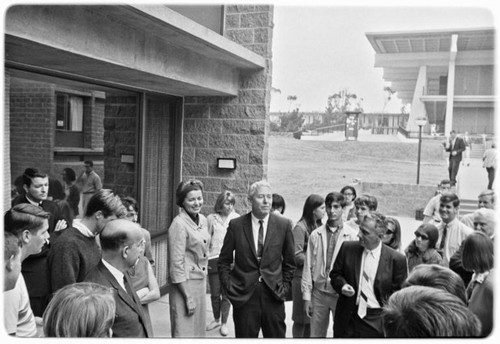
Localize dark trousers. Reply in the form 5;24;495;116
232;281;286;338
344;308;384;338
448;159;461;185
487;167;495;190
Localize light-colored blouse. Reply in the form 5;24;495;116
207;211;239;259
168;209;210;283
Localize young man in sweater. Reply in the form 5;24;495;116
48;189;126;293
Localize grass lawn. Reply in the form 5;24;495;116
268;134;448;221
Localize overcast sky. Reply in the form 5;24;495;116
270;2;496;113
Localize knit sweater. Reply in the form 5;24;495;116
48;226;102;293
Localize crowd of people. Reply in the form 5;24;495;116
3;163;495;338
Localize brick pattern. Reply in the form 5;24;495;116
4;72;12;211
182;5;274;215
9;79;55;179
359;182;436;217
102;96;138;197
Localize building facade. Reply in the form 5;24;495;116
366;28;495;137
4;4;273;291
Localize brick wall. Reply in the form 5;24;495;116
102;95;138;197
9;79;55;179
183;4;273;215
359;182;436;217
4;72;12;211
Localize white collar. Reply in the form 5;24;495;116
102;258;126;291
72;219;95;237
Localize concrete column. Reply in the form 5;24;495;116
407;65;427;134
444;34;458;135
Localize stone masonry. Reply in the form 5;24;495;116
183;5;274;215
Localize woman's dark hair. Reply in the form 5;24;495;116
272;194;286;214
462;231;494;273
63;168;76;182
300;194;324;229
385;217;402;251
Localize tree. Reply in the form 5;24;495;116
280;107;303;132
287;95;297;112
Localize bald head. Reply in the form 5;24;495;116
99;219;143;252
99;219;145;272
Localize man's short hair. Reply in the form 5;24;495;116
325;191;346;208
473;208;496;231
4;232;21;261
248;180;271;199
402;264;467;304
121;196;139;212
478;189;495;203
439;179;451;186
361;211;386;236
382;285;481;337
354;194;378;211
84;160;94;167
84;189;126;218
4;203;50;237
440;192;460;208
22;167;48;187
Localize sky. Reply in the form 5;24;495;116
270;1;496;113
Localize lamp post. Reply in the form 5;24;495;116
415;117;428;184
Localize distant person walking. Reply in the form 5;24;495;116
462;131;471;166
77;160;102;213
61;168;80;218
482;143;496;190
443;130;466;187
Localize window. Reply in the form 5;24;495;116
56;93;83;131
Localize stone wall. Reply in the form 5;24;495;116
4;72;11;211
182;5;274;215
9;79;55;178
102;95;139;197
359;182;436;217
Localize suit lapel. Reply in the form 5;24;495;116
243;214;258;259
262;214;277;255
353;244;364;289
99;263;142;314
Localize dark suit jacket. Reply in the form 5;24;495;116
12;195;64;315
84;261;152;338
218;212;296;308
445;136;466;161
330;241;408;337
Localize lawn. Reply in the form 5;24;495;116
267;134;448;221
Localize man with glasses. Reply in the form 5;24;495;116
422;179;451;225
84;219;152;337
48;189;126;293
330;212;407;337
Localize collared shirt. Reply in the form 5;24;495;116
72;218;95;238
438;218;474;266
80;170;102;194
483;148;497;168
251;213;269;254
358;241;382;309
325;223;341;272
25;195;41;207
102;258;126;292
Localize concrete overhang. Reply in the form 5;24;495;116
4;5;266;96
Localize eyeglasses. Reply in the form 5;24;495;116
414;232;429;240
384;230;394;235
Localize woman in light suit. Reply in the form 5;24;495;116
168;179;211;337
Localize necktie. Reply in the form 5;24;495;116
358;251;374;319
257;220;264;258
439;224;448;250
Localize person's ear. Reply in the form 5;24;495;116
21;230;30;244
95;210;103;220
122;246;129;259
5;255;15;272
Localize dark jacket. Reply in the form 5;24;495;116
218;212;296;308
84;261;153;338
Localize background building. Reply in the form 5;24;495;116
4;4;273;292
366;28;495;138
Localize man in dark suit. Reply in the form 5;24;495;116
11;167;67;316
218;180;295;338
84;219;152;337
444;130;466;187
330;212;407;338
